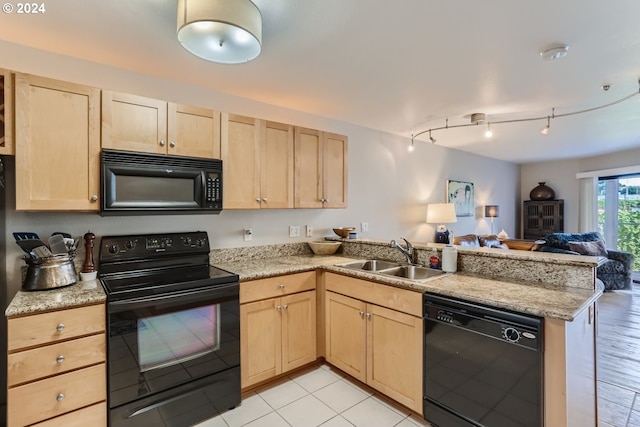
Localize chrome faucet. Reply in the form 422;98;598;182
390;238;415;264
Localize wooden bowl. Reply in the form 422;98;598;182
307;241;342;255
333;227;356;238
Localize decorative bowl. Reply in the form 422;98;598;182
333;227;356;238
308;241;342;255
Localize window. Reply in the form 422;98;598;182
598;174;640;271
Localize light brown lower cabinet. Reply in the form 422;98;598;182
324;273;423;414
7;304;106;427
240;272;317;389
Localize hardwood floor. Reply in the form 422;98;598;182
597;283;640;427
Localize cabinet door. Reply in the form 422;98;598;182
240;298;282;388
323;132;348;208
294;127;324;208
282;291;316;372
325;291;367;382
102;91;167;154
0;68;14;155
367;304;423;413
221;113;261;209
261;121;294;208
15;74;100;211
168;103;220;159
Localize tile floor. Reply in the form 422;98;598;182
194;364;431;427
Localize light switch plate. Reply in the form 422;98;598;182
305;225;313;237
361;222;369;233
244;228;252;242
289;226;300;238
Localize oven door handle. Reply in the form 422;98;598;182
108;282;238;313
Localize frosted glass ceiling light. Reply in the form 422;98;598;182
485;123;493;138
540;116;550;135
177;0;262;64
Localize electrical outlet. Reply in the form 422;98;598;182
305;225;313;237
244;228;253;242
289;226;300;238
361;222;369;233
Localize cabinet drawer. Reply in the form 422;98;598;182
240;271;315;303
8;304;105;351
30;401;106;427
325;273;422;317
8;334;106;386
7;363;106;427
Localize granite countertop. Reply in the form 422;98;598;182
215;254;602;322
6;279;106;317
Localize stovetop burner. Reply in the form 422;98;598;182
99;231;238;300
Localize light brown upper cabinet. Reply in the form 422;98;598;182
294;128;348;208
0;69;14;155
102;91;221;159
221;113;294;209
15;74;100;211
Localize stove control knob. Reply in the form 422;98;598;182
503;327;521;343
183;236;192;246
108;244;120;255
125;240;136;250
196;239;205;248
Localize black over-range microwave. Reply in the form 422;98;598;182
100;149;223;215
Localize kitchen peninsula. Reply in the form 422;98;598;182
5;238;601;427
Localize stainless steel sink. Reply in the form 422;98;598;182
336;259;401;271
378;265;445;280
335;259;447;282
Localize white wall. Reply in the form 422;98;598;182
520;146;640;233
1;41;520;300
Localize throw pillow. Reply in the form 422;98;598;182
568;240;608;257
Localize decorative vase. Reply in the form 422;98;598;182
529;182;555;201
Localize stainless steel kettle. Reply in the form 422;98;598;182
22;253;78;291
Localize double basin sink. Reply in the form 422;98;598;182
335;259;446;282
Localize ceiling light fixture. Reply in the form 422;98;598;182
177;0;262;64
410;80;640;146
540;44;569;61
485;123;493;138
540;116;551;135
408;138;415;152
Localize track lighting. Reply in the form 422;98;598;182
485;123;493;138
408;139;415;152
410;81;640;145
540;117;550;135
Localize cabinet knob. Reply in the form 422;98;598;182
276;305;282;311
56;393;65;402
279;284;285;289
256;198;261;203
359;311;364;318
56;323;64;332
262;197;268;202
56;355;65;364
169;141;176;148
283;304;288;310
159;140;166;147
90;195;98;202
366;313;371;320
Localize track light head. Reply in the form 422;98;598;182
540;117;551;135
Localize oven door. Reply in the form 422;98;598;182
107;282;240;427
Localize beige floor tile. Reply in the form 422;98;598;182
278;394;338;427
341;397;405;427
313;379;370;413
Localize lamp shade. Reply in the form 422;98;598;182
426;203;457;224
177;0;262;64
485;205;499;218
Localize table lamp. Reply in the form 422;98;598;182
485;205;499;234
426;203;457;244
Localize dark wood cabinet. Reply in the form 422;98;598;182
523;200;564;240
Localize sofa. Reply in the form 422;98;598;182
538;232;635;291
453;234;509;249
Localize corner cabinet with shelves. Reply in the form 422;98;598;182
523;200;564;240
15;73;101;211
295;128;348;208
0;68;14;155
221;114;294;209
102;91;221;159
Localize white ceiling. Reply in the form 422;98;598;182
1;0;640;164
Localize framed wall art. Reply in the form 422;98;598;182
447;180;474;217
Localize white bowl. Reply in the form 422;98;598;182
307;241;342;255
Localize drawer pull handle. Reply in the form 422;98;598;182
56;355;65;364
56;323;65;332
279;284;285;289
56;393;65;402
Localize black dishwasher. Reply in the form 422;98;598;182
423;293;544;427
